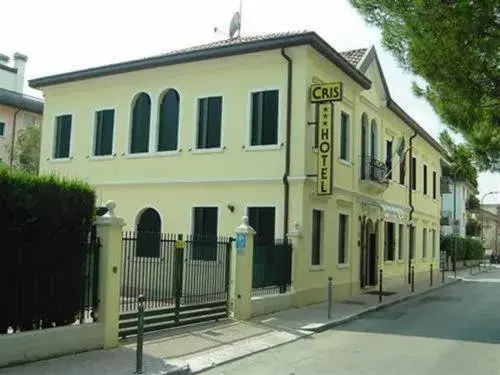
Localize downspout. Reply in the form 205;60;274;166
9;109;22;168
408;129;417;283
280;48;292;239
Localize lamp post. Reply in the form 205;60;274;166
481;191;500;254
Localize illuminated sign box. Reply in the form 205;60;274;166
316;103;333;195
309;82;343;103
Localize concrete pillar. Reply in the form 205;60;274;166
95;200;124;348
287;221;303;294
229;216;255;320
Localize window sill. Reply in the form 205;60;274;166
48;157;72;163
397;260;405;264
88;155;115;161
337;263;349;269
123;152;151;159
384;261;394;265
190;147;225;154
309;265;324;272
338;158;352;167
152;150;182;157
243;144;283;152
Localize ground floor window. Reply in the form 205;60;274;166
385;222;396;261
192;207;218;261
248;207;276;244
338;214;348;264
311;210;324;266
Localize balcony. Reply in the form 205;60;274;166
359;155;389;194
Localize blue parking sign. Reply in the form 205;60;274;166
236;234;246;252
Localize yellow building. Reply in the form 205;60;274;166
30;31;447;308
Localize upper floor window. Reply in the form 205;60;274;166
197;96;222;149
340;112;350;161
94;109;115;156
0;122;5;137
53;114;72;159
158;89;180;152
432;171;437;199
250;89;279;146
386;139;393;179
130;93;151;154
399;152;406;185
423;164;428;195
361;113;368;158
370;120;377;159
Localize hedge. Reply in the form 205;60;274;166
0;169;96;332
440;234;484;261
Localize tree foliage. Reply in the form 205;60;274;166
439;130;478;187
5;124;41;174
350;0;500;171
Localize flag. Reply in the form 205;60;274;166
396;136;405;160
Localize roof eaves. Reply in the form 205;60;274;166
29;32;371;90
0;89;44;114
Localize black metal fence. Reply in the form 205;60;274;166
120;231;233;312
252;238;292;296
0;225;100;334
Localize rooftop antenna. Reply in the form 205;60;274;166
213;0;243;39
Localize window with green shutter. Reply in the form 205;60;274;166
197;96;222;149
250;90;279;146
53;114;72;159
192;207;218;261
130;93;151;154
94;109;115;156
158;89;180;152
340;112;350;160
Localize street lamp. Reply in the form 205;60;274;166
481;191;500;254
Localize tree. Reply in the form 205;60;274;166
439;130;478;187
5;124;41;174
350;1;500;171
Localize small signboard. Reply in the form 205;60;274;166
175;239;184;250
316;102;333;196
236;233;246;253
309;82;343;103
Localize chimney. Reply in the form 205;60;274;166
13;52;28;93
0;54;9;65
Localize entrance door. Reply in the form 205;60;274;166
368;233;377;285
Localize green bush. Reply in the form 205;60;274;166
440;234;484;261
0;168;96;331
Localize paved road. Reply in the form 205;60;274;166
205;270;500;375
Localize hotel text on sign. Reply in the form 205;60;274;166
309;82;343;103
317;103;333;195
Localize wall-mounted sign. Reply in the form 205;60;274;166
317;103;333;195
309;82;343;103
236;233;246;253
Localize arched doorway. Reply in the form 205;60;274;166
360;218;378;287
136;208;162;258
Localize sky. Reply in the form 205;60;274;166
2;0;499;202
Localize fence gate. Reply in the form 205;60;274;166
118;232;233;338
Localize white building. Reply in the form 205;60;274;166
441;179;478;237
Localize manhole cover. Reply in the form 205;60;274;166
364;291;397;296
203;330;223;337
342;300;368;306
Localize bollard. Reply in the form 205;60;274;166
441;265;445;284
135;294;145;374
327;277;333;319
430;264;433;287
378;269;383;303
411;266;415;293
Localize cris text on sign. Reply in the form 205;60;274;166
309;82;343;196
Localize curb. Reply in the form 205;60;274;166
308;278;462;333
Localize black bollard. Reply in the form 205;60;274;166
411;266;415;293
327;277;333;319
136;294;145;374
378;269;383;303
430;264;433;287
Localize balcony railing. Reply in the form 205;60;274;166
360;155;388;185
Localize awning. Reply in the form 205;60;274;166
380;203;408;221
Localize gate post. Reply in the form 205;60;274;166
95;200;125;349
229;216;256;320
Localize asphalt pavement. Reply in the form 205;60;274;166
205;268;500;375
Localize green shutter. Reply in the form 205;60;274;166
206;97;222;148
250;93;260;146
54;115;71;158
158;90;180;152
101;110;114;155
340;114;348;160
130;94;151;153
197;99;207;148
261;90;278;145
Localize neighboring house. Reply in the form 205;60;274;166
30;31;446;305
479;204;500;255
0;52;44;166
441;179;478;237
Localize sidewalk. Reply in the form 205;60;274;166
1;266;493;375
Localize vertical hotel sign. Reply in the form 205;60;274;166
309;82;343;196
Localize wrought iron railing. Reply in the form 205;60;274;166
360;155;389;184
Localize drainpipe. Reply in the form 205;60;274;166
9;109;22;168
408;129;417;283
280;48;292;239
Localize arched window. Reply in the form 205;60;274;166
361;113;368;158
136;208;161;257
130;93;151;154
157;89;180;152
370;119;377;159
